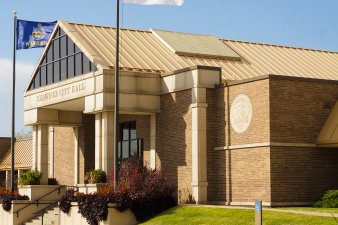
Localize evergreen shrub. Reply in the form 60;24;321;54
18;169;42;186
313;190;338;208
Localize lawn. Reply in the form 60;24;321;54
140;206;338;225
275;207;338;214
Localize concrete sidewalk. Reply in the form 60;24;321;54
183;204;338;218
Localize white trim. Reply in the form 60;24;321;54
214;142;317;151
49;126;54;178
150;114;156;169
74;127;79;185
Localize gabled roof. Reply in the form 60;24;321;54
0;138;32;170
26;20;338;90
317;101;338;147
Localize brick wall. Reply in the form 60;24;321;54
227;147;271;202
269;77;338;203
270;146;338;202
54;126;75;185
270;77;338;143
156;90;192;202
228;79;270;146
207;80;271;203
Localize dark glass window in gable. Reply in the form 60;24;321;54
47;64;53;84
27;27;97;91
68;56;75;78
75;53;82;76
41;66;46;86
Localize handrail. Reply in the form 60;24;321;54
13;186;63;218
33;199;58;215
32;186;79;217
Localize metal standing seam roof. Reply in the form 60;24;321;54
0;139;32;170
60;20;338;80
25;20;338;91
317;101;338;147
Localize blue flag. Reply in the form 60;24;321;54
16;20;57;50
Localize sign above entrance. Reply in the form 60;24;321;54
230;94;252;134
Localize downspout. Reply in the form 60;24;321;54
224;79;232;205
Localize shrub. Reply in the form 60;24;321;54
85;169;107;184
111;159;177;221
48;178;59;185
18;169;42;186
313;190;338;208
0;187;29;211
59;189;77;214
59;159;176;225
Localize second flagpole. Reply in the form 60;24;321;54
113;0;120;190
11;11;17;194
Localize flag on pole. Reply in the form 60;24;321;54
123;0;184;6
16;20;57;50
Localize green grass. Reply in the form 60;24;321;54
140;206;338;225
275;207;338;214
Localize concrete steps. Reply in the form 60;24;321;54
24;205;60;225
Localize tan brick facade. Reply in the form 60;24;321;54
53;126;75;185
46;74;338;206
156;90;193;203
269;77;338;203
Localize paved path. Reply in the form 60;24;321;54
183;204;338;218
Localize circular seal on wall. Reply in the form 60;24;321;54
230;94;252;134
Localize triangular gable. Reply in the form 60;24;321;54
25;20;105;92
317;100;338;147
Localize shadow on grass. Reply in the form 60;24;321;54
140;206;178;223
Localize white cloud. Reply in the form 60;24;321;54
0;58;35;137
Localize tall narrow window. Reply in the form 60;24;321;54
118;121;143;162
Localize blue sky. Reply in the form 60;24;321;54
0;0;337;136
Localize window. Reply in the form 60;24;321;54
118;121;143;163
27;27;97;91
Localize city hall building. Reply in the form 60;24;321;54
2;20;338;206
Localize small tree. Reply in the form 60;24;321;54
15;128;33;139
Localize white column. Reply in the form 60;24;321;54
191;87;208;204
95;113;102;170
18;169;24;177
74;127;79;185
101;111;114;177
150;114;156;169
49;126;54;178
37;125;49;185
32;125;38;170
5;170;11;189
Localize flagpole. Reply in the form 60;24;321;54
11;11;17;194
114;0;120;189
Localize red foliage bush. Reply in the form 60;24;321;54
59;159;176;224
0;187;29;211
110;159;177;220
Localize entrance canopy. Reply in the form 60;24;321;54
317;101;338;147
